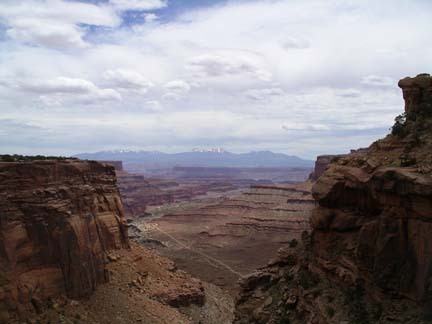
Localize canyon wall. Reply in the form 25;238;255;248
311;73;432;303
0;160;129;320
117;173;174;218
99;160;124;171
309;155;341;180
235;74;432;323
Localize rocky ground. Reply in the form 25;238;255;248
19;242;233;324
131;182;314;295
235;236;427;324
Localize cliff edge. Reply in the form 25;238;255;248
0;160;129;321
235;74;432;323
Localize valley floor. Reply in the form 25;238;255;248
131;182;314;295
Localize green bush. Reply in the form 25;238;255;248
391;113;408;137
0;154;75;162
344;283;369;324
325;305;335;318
289;239;298;248
298;270;317;290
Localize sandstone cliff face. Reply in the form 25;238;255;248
235;74;432;323
0;160;129;320
311;74;432;303
309;155;342;180
117;173;175;218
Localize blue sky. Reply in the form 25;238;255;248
80;0;230;23
0;0;431;158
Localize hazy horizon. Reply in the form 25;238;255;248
1;0;431;159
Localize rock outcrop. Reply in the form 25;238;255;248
99;160;123;171
309;155;342;180
0;160;129;321
235;74;432;323
117;173;174;218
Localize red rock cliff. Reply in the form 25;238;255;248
312;74;432;302
0;160;129;320
235;74;432;324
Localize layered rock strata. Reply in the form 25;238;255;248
137;182;314;292
309;155;342;180
117;173;174;218
0;160;129;320
235;74;432;323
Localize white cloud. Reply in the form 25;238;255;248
109;0;167;11
0;0;120;48
15;77;122;102
103;69;153;92
188;54;272;81
335;89;362;98
143;13;158;23
0;0;431;157
361;75;394;87
243;88;285;101
281;37;310;50
162;92;182;101
164;80;191;93
6;19;88;49
146;100;163;112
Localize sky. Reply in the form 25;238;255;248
0;0;431;159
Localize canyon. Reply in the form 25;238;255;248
0;160;228;323
0;74;430;324
133;182;314;293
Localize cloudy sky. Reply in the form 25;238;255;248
0;0;431;159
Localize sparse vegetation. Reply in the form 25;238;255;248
391;113;408;137
369;302;383;322
400;153;417;167
278;317;291;324
0;154;75;162
325;305;335;318
312;288;322;297
298;269;317;290
288;239;298;248
344;282;370;324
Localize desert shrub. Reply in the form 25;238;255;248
400;153;416;167
0;154;75;162
330;156;342;163
285;254;297;266
298;270;317;290
391;113;408;137
288;239;298;248
278;317;291;324
325;305;335;318
369;303;383;322
423;302;432;322
0;155;15;162
344;282;370;324
312;288;322;297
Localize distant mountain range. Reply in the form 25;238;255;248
75;150;314;169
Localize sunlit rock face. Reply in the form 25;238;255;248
0;160;129;319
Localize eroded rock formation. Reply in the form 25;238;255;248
117;173;174;218
235;74;432;323
138;182;314;293
0;160;129;321
309;155;341;180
